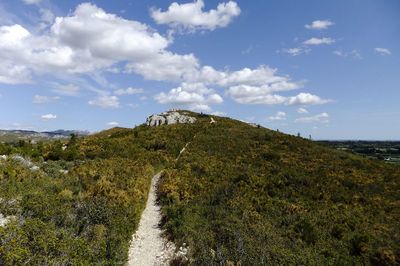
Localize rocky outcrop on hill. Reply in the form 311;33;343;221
146;111;196;127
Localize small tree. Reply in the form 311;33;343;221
69;133;77;145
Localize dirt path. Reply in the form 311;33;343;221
127;172;175;266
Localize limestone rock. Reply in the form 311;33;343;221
146;111;196;127
0;213;16;227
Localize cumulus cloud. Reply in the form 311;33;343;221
0;2;330;111
0;3;209;106
227;87;330;105
150;0;241;32
0;3;174;79
114;87;143;95
297;107;308;114
229;92;287;105
205;65;290;87
151;64;321;110
374;47;391;56
127;52;199;82
303;37;335;45
305;20;334;30
41;113;57;120
52;4;169;61
0;64;31;84
227;82;298;105
156;88;203;104
225;72;305;105
88;95;119;108
287;93;331;105
295;112;329;123
0;25;33;84
33;95;60;104
268;111;286;121
155;82;223;111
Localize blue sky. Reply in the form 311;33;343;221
0;0;398;139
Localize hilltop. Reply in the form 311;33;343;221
0;110;399;265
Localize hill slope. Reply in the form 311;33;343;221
0;111;399;265
157;113;400;265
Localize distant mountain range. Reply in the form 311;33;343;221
0;129;90;142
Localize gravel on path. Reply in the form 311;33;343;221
127;172;175;266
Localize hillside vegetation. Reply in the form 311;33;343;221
157;115;400;265
0;111;399;265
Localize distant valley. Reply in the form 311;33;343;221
320;140;400;165
0;129;90;143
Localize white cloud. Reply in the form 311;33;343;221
211;111;226;116
114;87;143;95
285;48;301;56
150;0;241;32
127;52;199;82
374;47;391;56
207;93;224;104
88;95;119;108
155;82;223;111
22;0;42;5
0;24;30;43
228;89;287;105
227;87;331;106
0;64;32;84
333;49;362;59
282;47;310;57
226;77;303;105
37;8;55;30
106;67;120;73
268;111;286;121
0;3;175;81
33;95;60;104
52;4;168;60
52;83;80;96
0;24;33;84
297;107;309;114
106;121;119;127
192;65;298;89
287;92;331;105
212;66;288;87
305;20;334;30
189;103;213;112
0;3;331;111
303;37;335;45
41;113;57;120
156;88;203;104
295;112;329;123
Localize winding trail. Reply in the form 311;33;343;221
127;172;175;266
